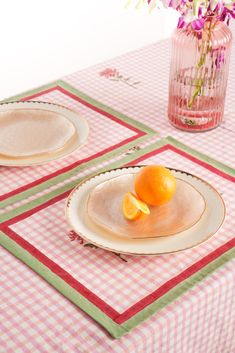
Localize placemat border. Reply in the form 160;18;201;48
1;136;234;224
0;139;166;224
0;137;234;338
0;80;156;208
0;229;234;339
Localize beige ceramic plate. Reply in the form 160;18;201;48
65;167;226;255
0;101;89;166
87;174;206;239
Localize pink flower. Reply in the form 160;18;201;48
191;18;205;30
177;16;186;28
99;68;119;78
147;0;235;29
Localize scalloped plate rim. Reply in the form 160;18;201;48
65;166;226;256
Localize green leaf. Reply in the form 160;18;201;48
84;243;98;249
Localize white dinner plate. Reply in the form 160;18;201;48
65;167;226;255
0;101;89;166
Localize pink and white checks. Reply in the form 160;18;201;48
0;23;235;352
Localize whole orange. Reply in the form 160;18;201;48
134;165;176;206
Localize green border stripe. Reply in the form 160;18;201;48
2;79;156;135
0;230;234;338
0;80;157;209
166;136;235;176
0;134;150;209
0;139;166;223
0;231;125;338
1;73;234;339
59;80;156;135
122;247;235;332
1;81;57;103
1;133;234;220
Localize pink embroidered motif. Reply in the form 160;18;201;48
99;68;141;88
68;230;84;244
99;68;119;78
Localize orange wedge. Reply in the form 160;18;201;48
122;192;150;221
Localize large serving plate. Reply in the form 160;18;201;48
0;101;89;166
65;167;226;255
87;174;206;239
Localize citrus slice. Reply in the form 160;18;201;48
122;192;150;221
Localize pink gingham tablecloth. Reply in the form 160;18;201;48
0;24;235;353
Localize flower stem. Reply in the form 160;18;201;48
188;21;213;108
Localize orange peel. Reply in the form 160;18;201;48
122;192;150;221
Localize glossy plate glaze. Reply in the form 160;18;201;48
0;101;89;166
65;167;226;255
87;174;206;238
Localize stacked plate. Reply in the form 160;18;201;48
0;101;89;166
66;167;225;255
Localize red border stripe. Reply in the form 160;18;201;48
115;238;235;323
126;144;235;183
22;85;142;134
168;146;235;183
124;145;170;167
1;225;234;324
0;86;145;201
2;190;71;227
20;86;57;99
1;143;234;324
57;86;143;134
2;143;234;227
0;134;141;202
2;226;119;320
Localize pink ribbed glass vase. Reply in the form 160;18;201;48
168;20;232;132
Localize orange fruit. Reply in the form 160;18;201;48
134;165;176;206
122;192;150;220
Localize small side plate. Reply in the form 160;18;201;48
0;101;89;166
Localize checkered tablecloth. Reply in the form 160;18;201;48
0;24;235;353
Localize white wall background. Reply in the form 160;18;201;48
0;0;178;100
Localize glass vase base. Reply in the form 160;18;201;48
168;95;223;132
168;117;222;132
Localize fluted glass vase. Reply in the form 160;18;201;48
168;19;232;132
